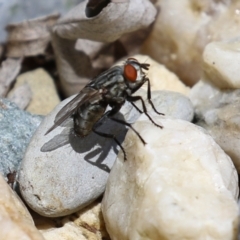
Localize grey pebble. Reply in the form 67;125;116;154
0;98;43;178
19;90;194;217
19;96;140;217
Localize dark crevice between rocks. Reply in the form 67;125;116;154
85;0;111;18
20;43;66;100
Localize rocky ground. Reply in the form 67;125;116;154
0;1;240;240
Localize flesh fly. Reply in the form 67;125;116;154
45;58;164;160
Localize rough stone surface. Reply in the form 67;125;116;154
0;173;44;240
7;68;60;115
203;40;240;89
102;117;239;240
0;98;43;178
189;80;240;172
141;0;240;85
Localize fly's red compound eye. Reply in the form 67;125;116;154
124;64;137;82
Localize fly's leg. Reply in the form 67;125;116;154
127;95;163;129
92;106;128;161
146;78;165;116
92;127;127;161
106;104;146;146
109;117;146;145
93;103;146;161
130;101;143;114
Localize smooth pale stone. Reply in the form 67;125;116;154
0;173;44;240
18;95;141;217
36;202;109;240
189;80;240;172
189;80;221;116
141;0;240;86
7;68;60;115
135;89;194;122
117;55;190;95
102;117;239;240
203;40;240;89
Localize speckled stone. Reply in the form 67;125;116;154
0;98;43;178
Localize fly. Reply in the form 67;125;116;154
45;58;164;160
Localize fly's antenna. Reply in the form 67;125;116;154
140;58;150;70
143;67;149;79
140;63;150;70
144;57;149;64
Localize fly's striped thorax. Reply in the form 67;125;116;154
88;66;124;90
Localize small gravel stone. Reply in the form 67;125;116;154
7;68;61;115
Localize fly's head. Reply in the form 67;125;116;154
123;58;150;93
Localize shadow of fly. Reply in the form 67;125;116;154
45;58;164;160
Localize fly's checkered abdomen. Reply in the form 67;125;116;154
73;102;107;137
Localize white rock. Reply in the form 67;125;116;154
203;40;240;89
0;174;44;240
189;80;221;116
102;117;239;240
189;80;240;172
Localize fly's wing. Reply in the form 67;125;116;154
45;87;100;135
